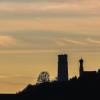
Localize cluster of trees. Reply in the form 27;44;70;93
37;71;50;84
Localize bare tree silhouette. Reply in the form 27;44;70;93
37;71;50;84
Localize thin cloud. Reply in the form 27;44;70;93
55;38;100;47
86;38;100;44
0;49;59;54
63;39;86;45
0;0;99;3
54;38;86;46
0;35;16;47
0;1;99;15
0;75;7;78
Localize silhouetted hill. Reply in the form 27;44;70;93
1;76;100;100
17;76;100;100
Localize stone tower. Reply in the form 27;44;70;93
79;58;84;77
58;54;68;81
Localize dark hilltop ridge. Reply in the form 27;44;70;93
0;54;100;100
1;77;100;100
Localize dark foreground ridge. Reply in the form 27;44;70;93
0;54;100;100
0;77;100;100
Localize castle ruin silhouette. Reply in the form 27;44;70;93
1;54;100;100
58;54;68;81
58;54;100;81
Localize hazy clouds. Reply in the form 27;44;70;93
0;0;99;19
0;35;16;47
0;0;100;93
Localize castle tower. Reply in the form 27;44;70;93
58;54;68;81
79;58;84;77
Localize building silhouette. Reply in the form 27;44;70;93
79;58;84;77
79;58;97;79
58;54;68;81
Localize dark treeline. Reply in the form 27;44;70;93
0;76;100;100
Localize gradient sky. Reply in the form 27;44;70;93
0;0;100;93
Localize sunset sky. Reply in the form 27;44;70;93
0;0;100;93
